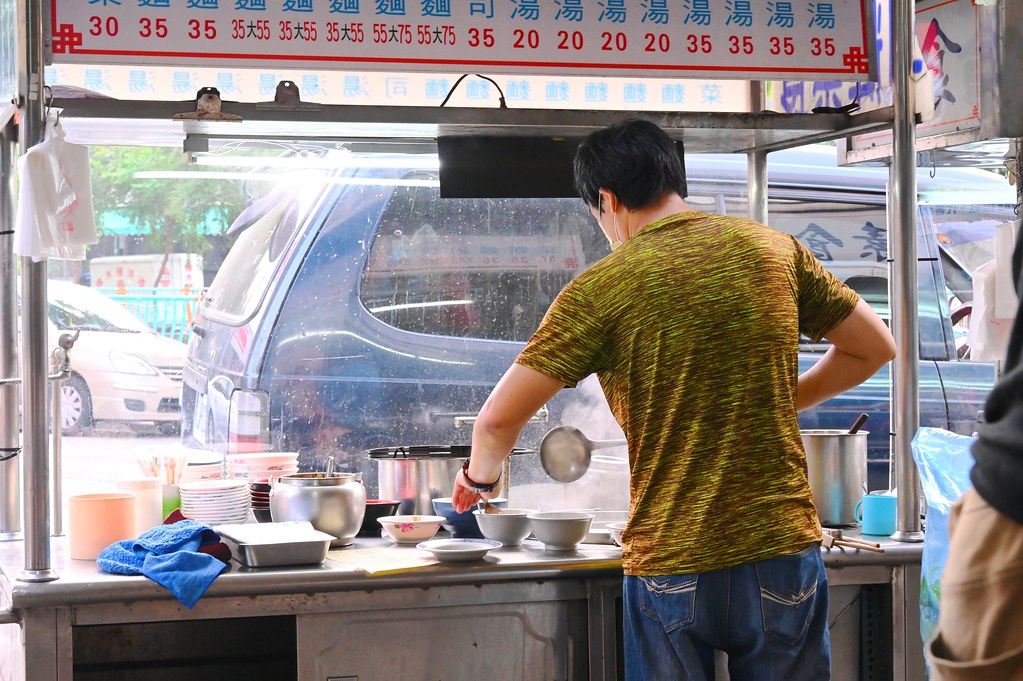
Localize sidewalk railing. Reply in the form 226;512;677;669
96;287;202;344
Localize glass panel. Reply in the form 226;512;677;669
202;173;323;322
48;281;152;333
360;176;602;342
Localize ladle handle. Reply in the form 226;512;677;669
589;439;628;451
847;413;869;435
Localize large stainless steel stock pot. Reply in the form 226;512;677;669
368;445;533;515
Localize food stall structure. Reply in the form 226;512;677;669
1;532;923;681
4;1;1023;680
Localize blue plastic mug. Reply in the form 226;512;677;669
854;492;897;536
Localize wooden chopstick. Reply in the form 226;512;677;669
831;538;885;553
840;536;882;549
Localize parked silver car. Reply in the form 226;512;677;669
46;281;186;435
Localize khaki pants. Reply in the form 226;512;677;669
928;488;1023;680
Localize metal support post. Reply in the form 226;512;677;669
890;0;925;543
18;0;59;580
0;121;20;540
747;81;768;225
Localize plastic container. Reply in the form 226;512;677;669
68;493;136;560
161;484;181;520
116;477;163;535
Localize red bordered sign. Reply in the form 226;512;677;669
50;0;876;81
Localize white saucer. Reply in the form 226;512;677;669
416;538;502;562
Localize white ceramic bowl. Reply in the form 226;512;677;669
432;497;507;538
473;508;535;547
527;511;595;551
377;514;445;544
606;521;627;547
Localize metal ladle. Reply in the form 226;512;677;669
539;426;627;483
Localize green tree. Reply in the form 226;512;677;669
88;146;243;288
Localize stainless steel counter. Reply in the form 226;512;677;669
0;534;623;608
0;531;921;608
0;532;925;681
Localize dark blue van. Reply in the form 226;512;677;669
181;145;1014;498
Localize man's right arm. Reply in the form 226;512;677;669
796;299;897;412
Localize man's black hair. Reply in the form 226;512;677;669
573;119;688;213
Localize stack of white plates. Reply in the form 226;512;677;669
181;452;225;483
179;479;250;525
226;452;300;482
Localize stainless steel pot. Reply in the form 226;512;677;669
369;446;533;515
270;473;366;547
375;455;463;516
801;430;867;526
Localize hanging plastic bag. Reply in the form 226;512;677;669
910;427;976;647
13;116;97;261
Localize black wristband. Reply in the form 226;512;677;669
462;459;500;493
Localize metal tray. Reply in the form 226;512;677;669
215;521;335;567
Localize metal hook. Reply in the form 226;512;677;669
930;159;936;179
42;86;61;128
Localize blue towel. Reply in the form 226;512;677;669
97;520;227;608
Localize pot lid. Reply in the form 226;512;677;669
367;445;534;459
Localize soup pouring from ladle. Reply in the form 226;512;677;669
539;426;627;483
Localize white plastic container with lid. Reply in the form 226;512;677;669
116;477;163;535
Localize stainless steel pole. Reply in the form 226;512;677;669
19;262;55;581
890;0;925;543
51;364;63;538
747;82;768;225
0;121;20;540
18;0;58;580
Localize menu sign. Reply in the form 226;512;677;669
769;0;980;157
50;0;877;81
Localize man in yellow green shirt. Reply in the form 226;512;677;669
453;120;896;680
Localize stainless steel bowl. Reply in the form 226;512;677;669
270;473;366;547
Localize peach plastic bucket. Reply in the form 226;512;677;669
68;493;136;560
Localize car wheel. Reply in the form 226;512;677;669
61;374;93;436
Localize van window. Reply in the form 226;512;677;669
359;177;604;342
202;176;321;323
927;206;1016;283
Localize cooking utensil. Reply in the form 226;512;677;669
369;446;532;515
801;429;867;526
270;473;366;547
847;413;869;434
325;455;336;477
820;528;884;553
538;426;627;483
482;496;507;511
822;527;881;547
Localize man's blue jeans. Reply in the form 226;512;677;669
623;543;830;681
